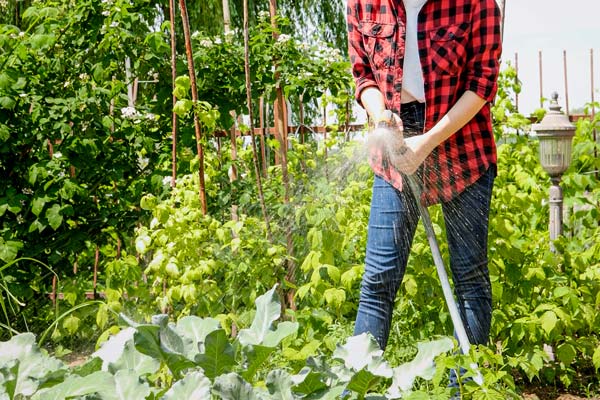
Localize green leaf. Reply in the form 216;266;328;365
346;369;381;397
0;96;15;110
32;371;114;400
263;321;299;347
539;310;557;335
556;343;576;365
173;99;193;116
108;340;160;377
593;346;600;371
195;329;235;379
63;315;80;335
333;333;391;377
133;323;194;376
323;288;346;308
266;369;294;400
175;316;220;360
387;338;454;397
103;369;151;400
45;204;63;230
162;370;211;399
0;123;9;142
242;345;274;381
0;333;66;398
0;239;23;263
237;285;281;346
212;373;257;400
291;367;327;395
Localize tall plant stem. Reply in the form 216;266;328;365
243;0;272;242
179;0;207;215
169;0;178;189
269;0;296;310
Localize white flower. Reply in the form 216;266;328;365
18;31;25;37
79;73;89;81
277;34;291;44
162;176;172;186
258;10;270;20
53;152;62;158
121;106;140;118
22;188;34;195
191;31;200;39
101;10;110;16
145;113;156;120
199;39;212;47
110;21;119;28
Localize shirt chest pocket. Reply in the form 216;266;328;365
428;23;470;76
358;21;401;70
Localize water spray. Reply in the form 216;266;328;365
369;110;484;385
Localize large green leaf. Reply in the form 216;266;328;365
263;321;299;348
175;316;220;359
237;285;281;346
332;333;392;378
108;340;160;376
195;329;235;379
133;324;194;376
103;370;152;400
93;327;136;369
291;367;328;395
387;338;454;398
346;369;381;398
162;370;211;399
266;369;294;400
242;345;275;382
0;333;66;398
212;373;258;400
31;371;114;400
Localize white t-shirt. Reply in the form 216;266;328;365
401;0;427;103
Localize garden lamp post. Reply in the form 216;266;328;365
532;92;576;244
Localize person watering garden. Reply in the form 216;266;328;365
347;0;502;361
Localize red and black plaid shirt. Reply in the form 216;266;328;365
347;0;502;205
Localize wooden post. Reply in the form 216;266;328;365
244;0;272;241
591;49;597;177
169;0;178;188
179;0;208;215
269;0;295;311
259;97;268;176
222;0;231;33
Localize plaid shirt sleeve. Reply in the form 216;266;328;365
346;0;379;105
465;0;502;102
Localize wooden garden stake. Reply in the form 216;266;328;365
169;0;178;189
179;0;208;215
269;0;296;310
243;0;273;241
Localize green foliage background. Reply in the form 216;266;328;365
0;0;599;397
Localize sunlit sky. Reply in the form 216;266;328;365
502;0;600;114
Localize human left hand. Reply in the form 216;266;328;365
389;134;434;175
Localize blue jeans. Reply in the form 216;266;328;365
354;101;495;350
353;168;495;349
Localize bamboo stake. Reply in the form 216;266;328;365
244;0;273;241
169;0;178;189
179;0;208;215
222;0;231;33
